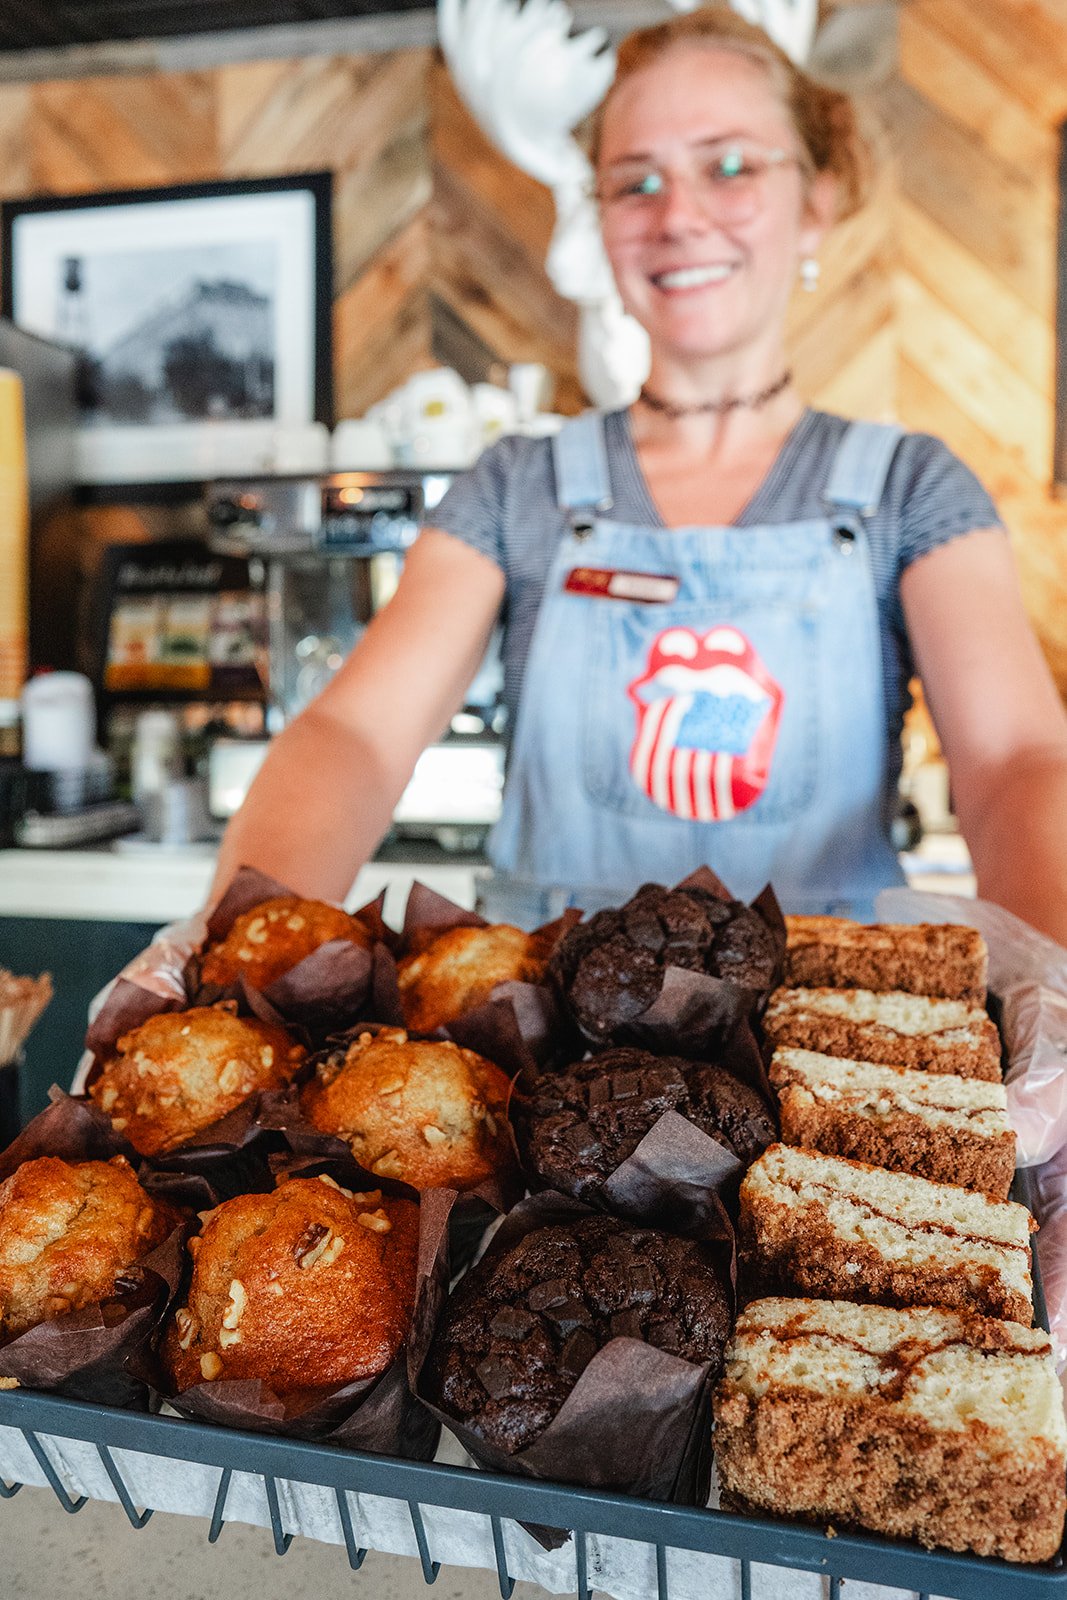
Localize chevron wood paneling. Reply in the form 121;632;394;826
893;0;1067;694
29;72;217;191
428;63;584;407
0;87;30;201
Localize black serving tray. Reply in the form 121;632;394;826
0;1167;1061;1600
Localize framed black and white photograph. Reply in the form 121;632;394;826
1;172;332;493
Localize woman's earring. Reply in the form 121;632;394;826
800;256;821;293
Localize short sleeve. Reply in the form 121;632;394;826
424;436;521;574
888;433;1005;574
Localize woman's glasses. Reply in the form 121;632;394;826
596;139;803;230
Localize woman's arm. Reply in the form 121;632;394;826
210;528;506;905
901;526;1067;945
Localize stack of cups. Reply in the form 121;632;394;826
0;369;28;753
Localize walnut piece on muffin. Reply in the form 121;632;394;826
199;895;374;992
521;1047;775;1201
0;1155;179;1341
300;1027;516;1192
161;1175;418;1395
427;1213;733;1454
398;922;556;1032
89;1003;306;1156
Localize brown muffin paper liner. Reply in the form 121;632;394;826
0;1095;189;1408
586;1110;746;1235
552;868;785;1059
183;865;390;1038
74;1054;295;1201
152;1187;455;1457
370;882;580;1076
413;1187;734;1547
0;1089;226;1213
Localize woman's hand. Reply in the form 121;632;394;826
902;527;1067;946
210;529;506;905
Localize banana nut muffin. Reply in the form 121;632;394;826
520;1047;775;1201
550;881;780;1046
398;922;556;1032
427;1213;733;1453
162;1175;419;1395
199;895;374;992
89;1003;306;1156
300;1027;517;1192
0;1155;179;1341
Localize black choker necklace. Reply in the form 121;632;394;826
639;368;793;420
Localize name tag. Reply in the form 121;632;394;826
564;567;680;604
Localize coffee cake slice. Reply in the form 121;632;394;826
770;1048;1015;1197
783;917;987;1002
739;1144;1034;1323
763;987;1001;1081
714;1297;1067;1563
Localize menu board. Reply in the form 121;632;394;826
100;542;266;697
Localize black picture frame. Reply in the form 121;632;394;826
1;172;333;503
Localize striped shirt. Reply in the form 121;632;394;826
430;407;1003;769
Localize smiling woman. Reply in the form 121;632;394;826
209;4;1067;950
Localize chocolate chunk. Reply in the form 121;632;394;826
610;1071;642;1099
489;1307;535;1341
610;1308;645;1339
545;1298;593;1337
476;1354;520;1399
559;1328;598;1377
527;1277;570;1312
647;1317;683;1355
627;1264;657;1305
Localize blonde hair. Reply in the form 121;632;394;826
586;6;871;221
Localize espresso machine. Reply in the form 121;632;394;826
203;470;505;847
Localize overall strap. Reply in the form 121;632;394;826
551;411;614;532
823;420;906;519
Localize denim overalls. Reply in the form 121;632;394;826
481;411;908;927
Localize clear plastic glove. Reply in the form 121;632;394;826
72;912;207;1095
1032;1141;1067;1376
877;888;1067;1166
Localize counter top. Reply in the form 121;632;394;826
0;831;975;927
0;843;488;925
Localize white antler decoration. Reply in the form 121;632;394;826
437;0;819;408
665;0;818;67
438;0;646;406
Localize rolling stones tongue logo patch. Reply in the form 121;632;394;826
627;625;783;819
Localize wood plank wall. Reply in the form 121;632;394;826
2;10;1067;691
889;0;1067;692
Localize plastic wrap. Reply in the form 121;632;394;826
877;887;1067;1167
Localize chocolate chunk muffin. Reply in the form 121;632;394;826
550;882;780;1047
300;1027;518;1192
520;1048;775;1201
89;1004;306;1156
398;922;556;1032
199;895;374;992
0;1155;179;1340
426;1213;732;1454
161;1175;419;1396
